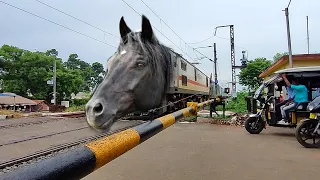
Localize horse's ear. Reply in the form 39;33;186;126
141;15;153;41
119;16;131;42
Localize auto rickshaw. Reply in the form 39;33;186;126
244;66;320;148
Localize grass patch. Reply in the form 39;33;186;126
182;115;197;122
64;105;85;112
0;110;23;118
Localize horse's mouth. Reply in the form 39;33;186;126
87;119;115;133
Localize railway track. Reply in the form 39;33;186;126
0;118;68;130
0;112;85;130
0;120;145;171
0;126;89;147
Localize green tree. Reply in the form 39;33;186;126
65;54;93;92
45;49;58;57
273;52;288;62
91;62;105;89
239;57;272;90
55;69;84;101
0;45;83;102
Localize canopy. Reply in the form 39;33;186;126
274;66;320;74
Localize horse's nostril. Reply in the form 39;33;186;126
93;103;103;114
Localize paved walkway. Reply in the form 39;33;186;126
83;123;320;180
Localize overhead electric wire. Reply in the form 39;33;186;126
139;0;213;77
0;1;116;48
287;0;292;8
35;0;119;39
140;0;205;62
192;48;213;62
186;35;214;44
140;0;186;44
121;0;194;61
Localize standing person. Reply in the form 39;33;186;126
278;74;308;125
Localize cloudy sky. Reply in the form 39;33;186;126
1;0;319;90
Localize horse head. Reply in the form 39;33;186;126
85;15;171;131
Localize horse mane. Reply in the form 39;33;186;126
117;31;172;91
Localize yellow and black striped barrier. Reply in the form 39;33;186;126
1;100;213;180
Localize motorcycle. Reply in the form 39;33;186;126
295;96;320;148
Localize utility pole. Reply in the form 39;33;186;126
53;59;57;105
284;7;293;68
306;16;310;54
229;25;236;96
214;24;236;97
213;43;218;95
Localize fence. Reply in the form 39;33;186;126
1;100;213;180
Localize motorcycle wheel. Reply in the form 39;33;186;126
244;117;264;134
295;119;320;148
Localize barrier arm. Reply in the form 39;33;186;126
1;100;213;180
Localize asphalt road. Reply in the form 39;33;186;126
83;122;320;180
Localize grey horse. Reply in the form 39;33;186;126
85;15;172;131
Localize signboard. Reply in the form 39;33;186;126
47;80;53;85
61;101;70;108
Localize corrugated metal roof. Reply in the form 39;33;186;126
0;93;37;105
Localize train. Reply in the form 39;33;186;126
162;49;213;112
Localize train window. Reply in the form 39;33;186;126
181;61;187;71
194;68;197;81
182;75;187;86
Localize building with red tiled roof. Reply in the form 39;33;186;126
33;100;50;111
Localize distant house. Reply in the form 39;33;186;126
33;100;50;112
0;93;37;111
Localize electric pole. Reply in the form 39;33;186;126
213;43;218;95
53;59;57;105
214;24;236;97
284;7;293;68
306;16;310;54
229;25;236;96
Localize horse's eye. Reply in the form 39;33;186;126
136;62;146;68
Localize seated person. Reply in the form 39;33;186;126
275;85;294;119
312;88;320;100
278;74;308;125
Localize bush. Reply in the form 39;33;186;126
70;98;89;106
217;91;248;113
64;105;85;112
49;105;67;112
226;91;248;113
